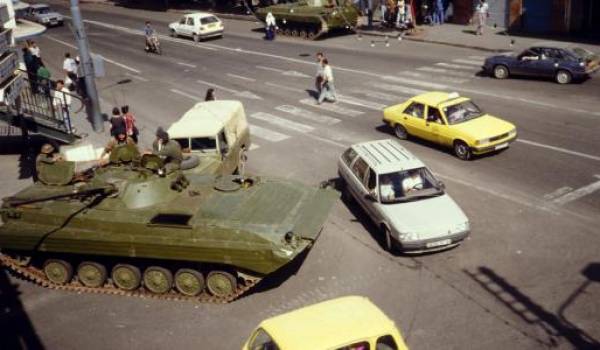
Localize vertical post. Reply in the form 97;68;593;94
69;0;103;133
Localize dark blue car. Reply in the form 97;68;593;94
483;46;599;84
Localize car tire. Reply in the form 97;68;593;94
394;124;408;140
193;33;200;43
340;177;354;204
453;140;472;161
383;226;396;253
170;29;176;37
493;65;509;79
555;70;572;84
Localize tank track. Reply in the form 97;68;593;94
0;253;260;304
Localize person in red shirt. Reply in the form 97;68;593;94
121;105;139;143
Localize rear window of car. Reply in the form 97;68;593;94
201;16;219;25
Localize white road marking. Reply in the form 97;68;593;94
383;75;448;89
435;62;477;70
125;72;149;82
517;139;600;162
543;186;573;200
282;71;311;78
45;35;141;73
337;94;387;111
299;98;364;117
251;112;314;133
197;79;262;99
351;90;399;102
552;175;600;205
367;82;426;96
265;81;304;93
227;73;256;82
177;62;197;68
275;105;340;125
399;71;468;84
452;58;483;66
417;66;476;78
256;65;284;73
249;144;260;151
304;132;347;148
469;55;487;60
249;125;290;142
170;88;202;100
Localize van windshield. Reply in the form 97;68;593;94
191;137;217;153
379;167;443;204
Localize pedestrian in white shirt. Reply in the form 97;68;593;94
53;80;74;133
317;58;336;104
63;52;77;75
475;0;489;35
29;41;41;58
265;12;276;40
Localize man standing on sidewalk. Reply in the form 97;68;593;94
317;58;336;105
475;0;489;35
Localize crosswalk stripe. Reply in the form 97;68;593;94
399;71;468;84
299;98;364;117
351;90;399;102
227;73;256;82
249;144;260;151
452;58;482;66
382;75;448;89
435;62;477;70
275;105;340;125
250;125;290;142
469;55;487;60
256;65;284;73
367;82;426;96
337;95;386;111
416;66;476;78
251;112;314;133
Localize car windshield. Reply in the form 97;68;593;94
35;7;51;14
443;100;483;125
379;167;443;204
201;16;219;25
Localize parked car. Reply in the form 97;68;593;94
382;92;517;160
167;100;251;175
243;296;409;350
168;12;223;42
338;139;470;253
24;4;63;27
483;45;600;84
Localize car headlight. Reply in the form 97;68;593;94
508;129;517;137
456;221;470;232
579;62;585;67
475;138;490;146
398;231;418;242
42;18;49;22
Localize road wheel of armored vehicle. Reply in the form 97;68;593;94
174;268;205;296
77;261;107;288
283;28;292;36
143;266;174;294
206;270;237;297
299;29;308;39
112;264;142;291
291;28;299;37
43;259;73;285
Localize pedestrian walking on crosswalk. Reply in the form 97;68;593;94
317;58;337;105
315;52;324;94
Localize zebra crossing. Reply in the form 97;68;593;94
169;54;488;151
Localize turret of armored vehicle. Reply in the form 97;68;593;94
255;0;360;40
0;153;337;302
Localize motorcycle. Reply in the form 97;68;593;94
145;35;161;55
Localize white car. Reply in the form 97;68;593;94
338;139;470;253
169;12;224;42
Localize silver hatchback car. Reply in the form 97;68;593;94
338;139;470;253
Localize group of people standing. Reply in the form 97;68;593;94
381;0;415;29
109;105;139;143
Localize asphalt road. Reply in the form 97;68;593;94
1;2;599;350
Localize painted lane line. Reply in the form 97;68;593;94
367;82;426;96
282;71;311;78
125;72;149;82
399;71;468;84
275;105;340;125
516;139;600;162
299;98;364;117
383;75;448;90
170;88;202;100
177;62;197;68
417;66;476;78
227;73;256;82
452;58;483;66
250;112;314;133
351;90;399;102
304;132;347;148
249;144;260;151
435;62;477;70
249;125;290;142
469;55;487;60
543;186;573;200
336;94;387;111
45;35;141;73
265;81;304;93
553;175;600;205
256;65;284;73
196;79;262;100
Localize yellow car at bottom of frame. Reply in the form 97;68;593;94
383;91;517;160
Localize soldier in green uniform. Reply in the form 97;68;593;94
99;129;137;165
152;127;182;175
35;143;75;185
36;144;62;176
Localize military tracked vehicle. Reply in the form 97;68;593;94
0;153;337;302
255;0;360;40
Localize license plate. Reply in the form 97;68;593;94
426;239;451;248
495;143;509;150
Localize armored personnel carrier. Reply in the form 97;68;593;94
255;0;360;40
0;153;337;303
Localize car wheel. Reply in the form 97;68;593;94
453;140;472;161
193;33;200;43
555;70;572;84
394;124;408;140
169;29;176;37
340;178;354;204
493;65;509;79
383;226;395;253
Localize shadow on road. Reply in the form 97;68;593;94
465;265;600;349
0;135;47;180
0;268;45;350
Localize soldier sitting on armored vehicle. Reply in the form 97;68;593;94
35;143;77;185
151;127;183;175
98;129;138;165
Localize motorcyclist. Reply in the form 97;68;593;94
144;21;156;51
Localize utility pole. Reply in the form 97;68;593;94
69;0;103;132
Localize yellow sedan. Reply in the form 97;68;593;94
383;92;517;160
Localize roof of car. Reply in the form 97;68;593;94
168;100;242;139
183;12;218;19
351;139;424;173
411;91;468;107
259;296;401;350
